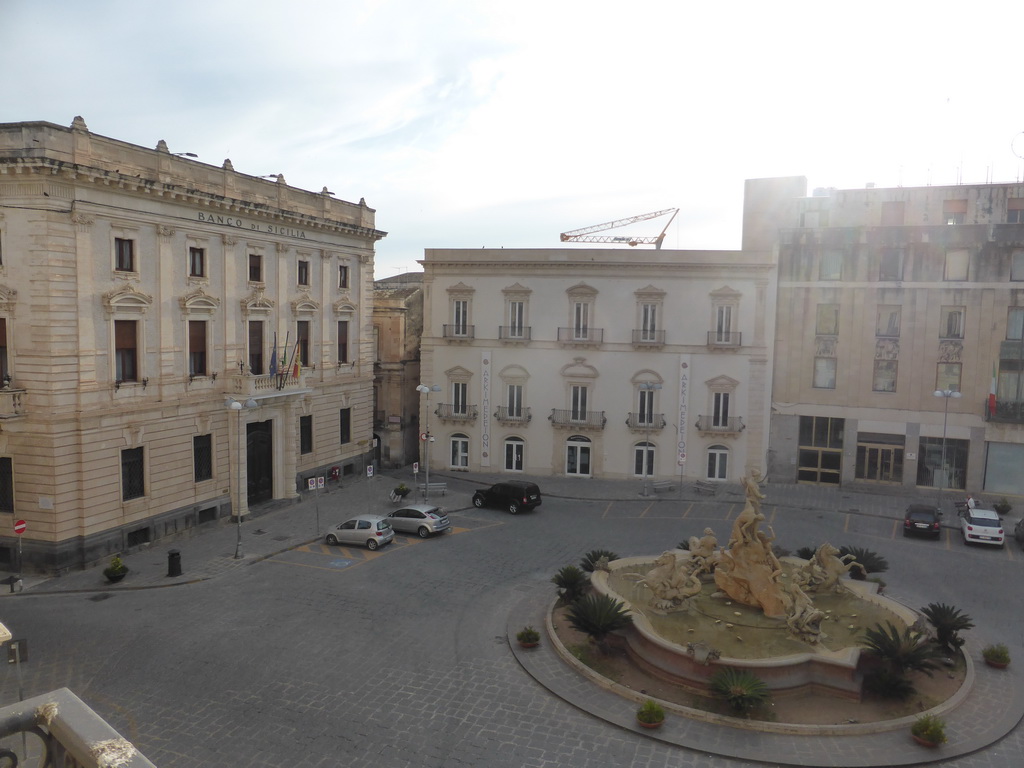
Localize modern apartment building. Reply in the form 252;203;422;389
758;176;1024;496
0;118;384;571
418;245;777;483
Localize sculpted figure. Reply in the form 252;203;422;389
798;543;866;593
780;576;825;643
686;527;721;575
627;550;704;610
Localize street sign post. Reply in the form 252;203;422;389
13;520;24;579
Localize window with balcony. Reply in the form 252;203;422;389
114;320;138;382
452;381;468;415
121;447;145;500
115;238;135;272
300;415;313;454
193;435;212;482
449;299;470;338
248;320;264;375
813;357;837;389
189;247;205;278
712;391;730;428
1008;307;1024;341
0;318;8;382
638;387;655;425
507;301;525;338
816;304;839;336
712;304;735;344
572;301;590;340
571;384;588;421
876;306;900;337
188;320;207;376
872;360;898;392
507;384;523;419
945;249;969;281
337;320;350;363
639;303;658;342
940;307;965;339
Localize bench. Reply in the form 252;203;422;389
651;480;675;493
694;480;718;497
417;482;447;496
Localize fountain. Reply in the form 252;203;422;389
590;472;918;700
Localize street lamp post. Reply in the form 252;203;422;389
639;382;662;497
416;384;441;500
933;388;962;507
226;397;259;558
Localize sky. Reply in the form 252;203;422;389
4;0;1024;277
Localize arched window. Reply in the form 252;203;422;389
504;437;525;472
634;441;654;477
707;444;729;480
566;435;592;476
450;433;469;469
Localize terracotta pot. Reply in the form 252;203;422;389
911;734;939;748
518;641;539;649
104;569;127;584
637;718;663;729
985;658;1009;669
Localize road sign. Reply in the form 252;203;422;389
12;520;25;535
420;432;429;442
317;476;324;489
413;462;419;473
366;466;374;478
307;478;316;491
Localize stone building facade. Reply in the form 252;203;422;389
0;118;384;572
418;245;777;484
758;176;1024;496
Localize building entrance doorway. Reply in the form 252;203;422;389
247;420;273;505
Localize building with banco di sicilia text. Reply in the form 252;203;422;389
0;117;385;572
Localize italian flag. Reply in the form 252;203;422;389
989;363;997;417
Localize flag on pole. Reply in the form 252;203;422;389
989;363;998;417
291;340;301;378
269;332;278;376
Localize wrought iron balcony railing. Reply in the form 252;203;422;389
442;325;475;339
707;331;742;347
498;326;532;341
557;327;604;344
434;403;478;421
549;408;606;428
626;412;666;430
695;415;745;433
984;399;1024;424
632;329;666;346
494;405;532;424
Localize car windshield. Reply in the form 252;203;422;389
376;521;391;531
970;515;1000;527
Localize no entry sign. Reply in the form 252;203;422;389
13;520;25;535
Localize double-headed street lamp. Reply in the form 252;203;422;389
933;388;962;505
225;397;259;558
416;384;441;499
639;382;662;497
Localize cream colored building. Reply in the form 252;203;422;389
759;176;1024;496
418;246;777;484
0;118;384;572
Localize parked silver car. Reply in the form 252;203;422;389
325;515;395;550
386;504;451;538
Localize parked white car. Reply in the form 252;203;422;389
959;508;1005;547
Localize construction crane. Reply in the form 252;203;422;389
559;208;679;249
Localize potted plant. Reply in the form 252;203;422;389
910;713;947;747
636;698;665;729
993;498;1012;516
103;555;128;583
516;626;541;648
393;483;411;498
982;643;1011;669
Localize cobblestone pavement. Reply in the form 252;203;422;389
0;473;1020;768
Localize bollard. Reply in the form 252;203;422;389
167;549;182;578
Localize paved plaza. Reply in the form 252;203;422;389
0;473;1021;767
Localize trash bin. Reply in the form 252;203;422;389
167;549;182;578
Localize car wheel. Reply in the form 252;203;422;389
326;534;339;545
418;526;430;539
473;495;484;508
508;502;519;515
367;539;379;551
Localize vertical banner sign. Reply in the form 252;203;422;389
677;355;690;466
480;352;491;467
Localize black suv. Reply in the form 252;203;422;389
472;481;542;514
903;504;942;539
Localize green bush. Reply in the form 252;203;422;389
552;565;589;604
636;698;665;724
709;667;771;714
516;626;540;645
580;549;619;573
862;622;943;677
920;603;974;654
566;594;632;654
862;668;916;700
983;643;1010;665
911;714;947;745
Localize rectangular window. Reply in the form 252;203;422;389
881;201;905;226
944;199;967;225
820;250;843;280
337;320;349;363
296;321;310;366
816;304;839;336
193;435;212;482
0;457;13;512
873;360;898;392
115;238;135;272
1011;250;1024;281
638;388;654;424
248;321;264;375
799;415;845;449
936;362;962;392
945;249;969;281
813;357;837;389
452;382;468;415
641;303;657;340
1008;308;1024;341
248;253;263;283
715;305;733;342
507;384;523;418
121;447;145;500
940;306;965;339
712;392;730;427
876;306;900;337
188;320;207;376
508;301;524;337
339;408;351;444
189;247;206;277
297;259;310;286
573;302;590;339
338;265;349;289
452;300;468;336
0;318;8;382
299;415;313;455
114;320;138;382
879;248;902;280
571;385;588;420
1008;199;1024;223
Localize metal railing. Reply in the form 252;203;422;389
557;327;604;344
632;329;666;345
985;399;1024;423
707;331;742;347
549;409;606;428
442;325;475;339
626;412;666;430
494;405;532;423
695;415;745;433
498;326;532;341
434;403;478;420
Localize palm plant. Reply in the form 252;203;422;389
565;594;632;654
709;667;771;714
551;565;589;604
862;621;943;677
579;549;619;573
794;546;818;561
920;603;974;654
838;545;888;580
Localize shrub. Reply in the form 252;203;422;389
982;643;1010;665
566;594;632;654
552;565;589;604
516;626;540;645
709;667;771;714
911;714;947;745
993;498;1012;515
580;549;619;573
636;698;665;724
838;545;887;579
862;668;916;700
920;603;974;654
794;546;818;561
862;622;943;677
